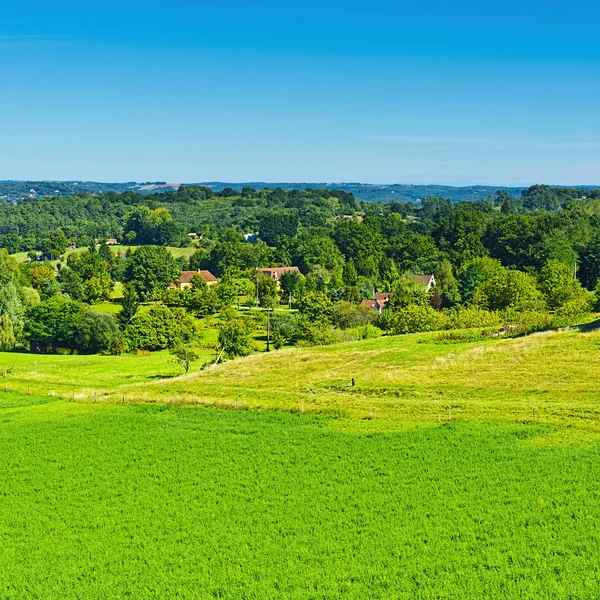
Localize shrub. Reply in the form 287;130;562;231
446;306;501;329
332;301;376;330
391;305;446;335
347;323;382;340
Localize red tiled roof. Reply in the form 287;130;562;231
178;270;217;284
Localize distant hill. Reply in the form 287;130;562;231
1;180;599;203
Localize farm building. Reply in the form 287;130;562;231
171;269;218;290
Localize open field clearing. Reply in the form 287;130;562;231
3;329;600;597
3;326;600;433
1;398;600;599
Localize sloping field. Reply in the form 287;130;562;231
4;326;600;432
2;329;600;597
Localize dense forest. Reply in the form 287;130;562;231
3;183;600;356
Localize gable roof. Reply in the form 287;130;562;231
413;274;436;289
178;269;217;284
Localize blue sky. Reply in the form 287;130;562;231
1;0;599;185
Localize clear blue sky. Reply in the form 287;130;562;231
2;0;599;185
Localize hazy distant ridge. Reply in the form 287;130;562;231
1;180;599;203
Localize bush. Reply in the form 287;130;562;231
434;330;486;344
446;306;501;329
391;305;446;335
501;310;555;335
375;308;395;332
332;301;376;330
347;323;382;340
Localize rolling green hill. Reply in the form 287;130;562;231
2;329;600;597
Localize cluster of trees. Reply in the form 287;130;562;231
3;183;600;360
0;186;358;253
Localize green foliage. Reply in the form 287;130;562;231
125;306;196;351
73;311;119;355
217;318;253;359
388;275;430;310
434;259;460;307
0;315;16;351
332;300;376;330
391;304;445;335
170;343;200;374
477;270;543;312
297;292;333;322
446;306;502;329
258;209;299;246
347;323;382;340
118;283;139;329
24;296;87;352
537;260;585;311
458;257;505;303
123;246;181;300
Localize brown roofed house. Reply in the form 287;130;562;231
361;292;393;314
171;269;218;290
412;274;436;291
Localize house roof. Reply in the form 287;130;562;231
374;292;392;303
177;269;217;284
413;274;435;288
257;266;300;278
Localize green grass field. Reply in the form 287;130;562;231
3;328;600;597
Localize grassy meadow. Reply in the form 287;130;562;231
3;328;600;597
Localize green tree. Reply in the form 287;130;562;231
73;311;119;354
125;306;196;351
435;259;460;307
458;257;505;303
388;275;430;310
478;270;543;312
170;343;199;374
538;260;586;311
0;315;16;351
118;283;139;329
24;296;86;353
123;246;181;300
297;292;333;322
217;318;253;359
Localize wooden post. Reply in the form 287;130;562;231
94;392;97;403
448;406;452;420
122;393;125;404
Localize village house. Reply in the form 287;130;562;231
105;238;118;245
361;274;436;314
257;266;300;282
170;269;218;290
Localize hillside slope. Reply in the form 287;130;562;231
3;326;600;433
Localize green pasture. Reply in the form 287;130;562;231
10;245;197;265
3;328;600;597
3;326;600;432
1;399;600;598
